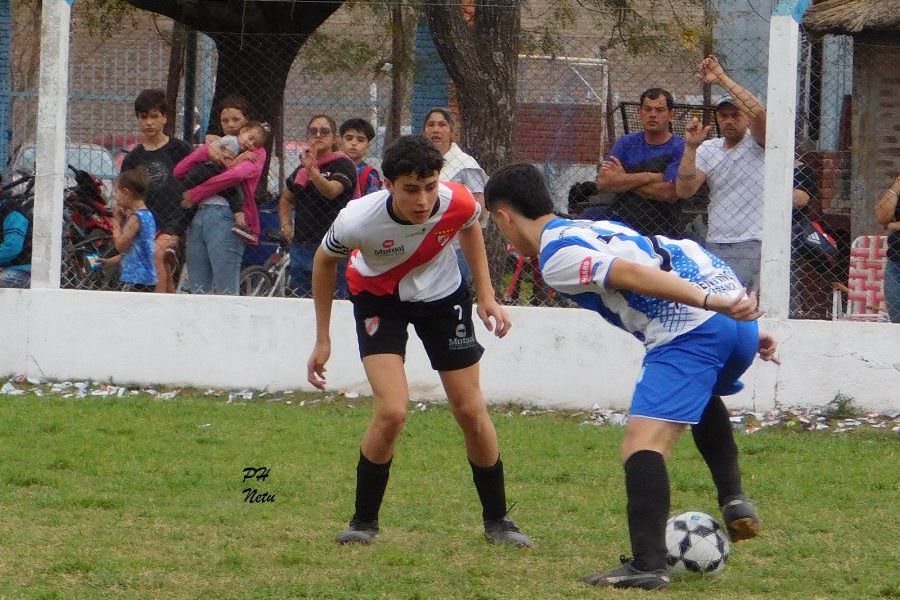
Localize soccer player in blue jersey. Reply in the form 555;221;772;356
484;163;779;590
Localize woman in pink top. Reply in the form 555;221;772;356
173;96;266;295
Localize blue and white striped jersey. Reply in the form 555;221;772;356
539;218;744;349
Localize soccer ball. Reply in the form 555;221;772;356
665;511;731;576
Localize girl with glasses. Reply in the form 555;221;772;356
278;114;359;297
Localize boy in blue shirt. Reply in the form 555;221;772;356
339;118;383;196
485;163;779;590
597;88;685;238
111;167;157;292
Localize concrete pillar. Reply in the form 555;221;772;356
30;0;72;289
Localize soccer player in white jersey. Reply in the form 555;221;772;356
484;163;779;590
307;136;532;548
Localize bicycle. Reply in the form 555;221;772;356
239;230;291;297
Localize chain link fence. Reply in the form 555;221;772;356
3;3;894;321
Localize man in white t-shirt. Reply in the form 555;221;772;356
308;135;532;549
676;56;768;292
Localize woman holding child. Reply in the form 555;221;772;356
174;96;267;295
278;114;358;298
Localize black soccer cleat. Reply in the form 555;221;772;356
484;516;534;548
581;556;670;590
335;518;379;545
721;494;760;542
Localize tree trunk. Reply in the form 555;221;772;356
425;0;520;174
425;1;521;293
164;22;186;138
385;5;417;148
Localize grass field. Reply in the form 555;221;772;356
0;393;897;600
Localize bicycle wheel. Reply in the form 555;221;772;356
239;266;274;297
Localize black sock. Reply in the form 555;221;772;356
352;450;392;524
470;458;507;522
691;395;743;506
624;450;670;572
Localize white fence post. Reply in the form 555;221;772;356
760;3;806;320
30;0;71;289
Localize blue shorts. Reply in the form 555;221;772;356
630;313;759;424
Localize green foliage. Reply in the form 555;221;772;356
825;392;861;420
525;0;712;57
301;31;384;77
0;393;896;599
16;0;140;36
74;0;140;36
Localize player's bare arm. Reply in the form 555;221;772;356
457;223;512;338
307;247;342;389
606;258;764;321
698;56;767;145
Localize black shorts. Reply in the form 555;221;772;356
351;284;484;372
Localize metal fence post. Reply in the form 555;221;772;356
31;0;72;289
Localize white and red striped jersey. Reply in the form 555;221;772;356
321;181;480;302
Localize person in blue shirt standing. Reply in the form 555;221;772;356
111;167;157;292
0;189;32;288
597;88;685;238
485;163;780;590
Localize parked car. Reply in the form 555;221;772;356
12;142;118;203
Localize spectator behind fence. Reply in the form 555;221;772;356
596;88;685;237
340;118;383;196
876;173;900;322
676;56;767;292
178;121;270;244
201;95;264;243
423;107;488;284
120;89;193;293
111;167;157;293
279;114;358;298
174;101;267;295
789;157;838;319
0;186;32;288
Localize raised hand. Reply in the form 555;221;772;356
697;55;726;85
684;117;711;148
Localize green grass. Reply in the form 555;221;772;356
0;393;897;599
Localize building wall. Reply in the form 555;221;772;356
1;288;898;411
850;34;900;239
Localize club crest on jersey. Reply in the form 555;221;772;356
579;257;594;285
364;317;380;336
434;228;455;248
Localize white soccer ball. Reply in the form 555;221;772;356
665;511;731;576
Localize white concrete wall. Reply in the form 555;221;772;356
2;288;897;411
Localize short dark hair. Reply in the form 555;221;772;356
484;163;554;219
134;89;166;116
219;95;253;120
117;166;150;196
423;107;455;131
381;135;444;181
639;88;674;110
340;118;376;141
